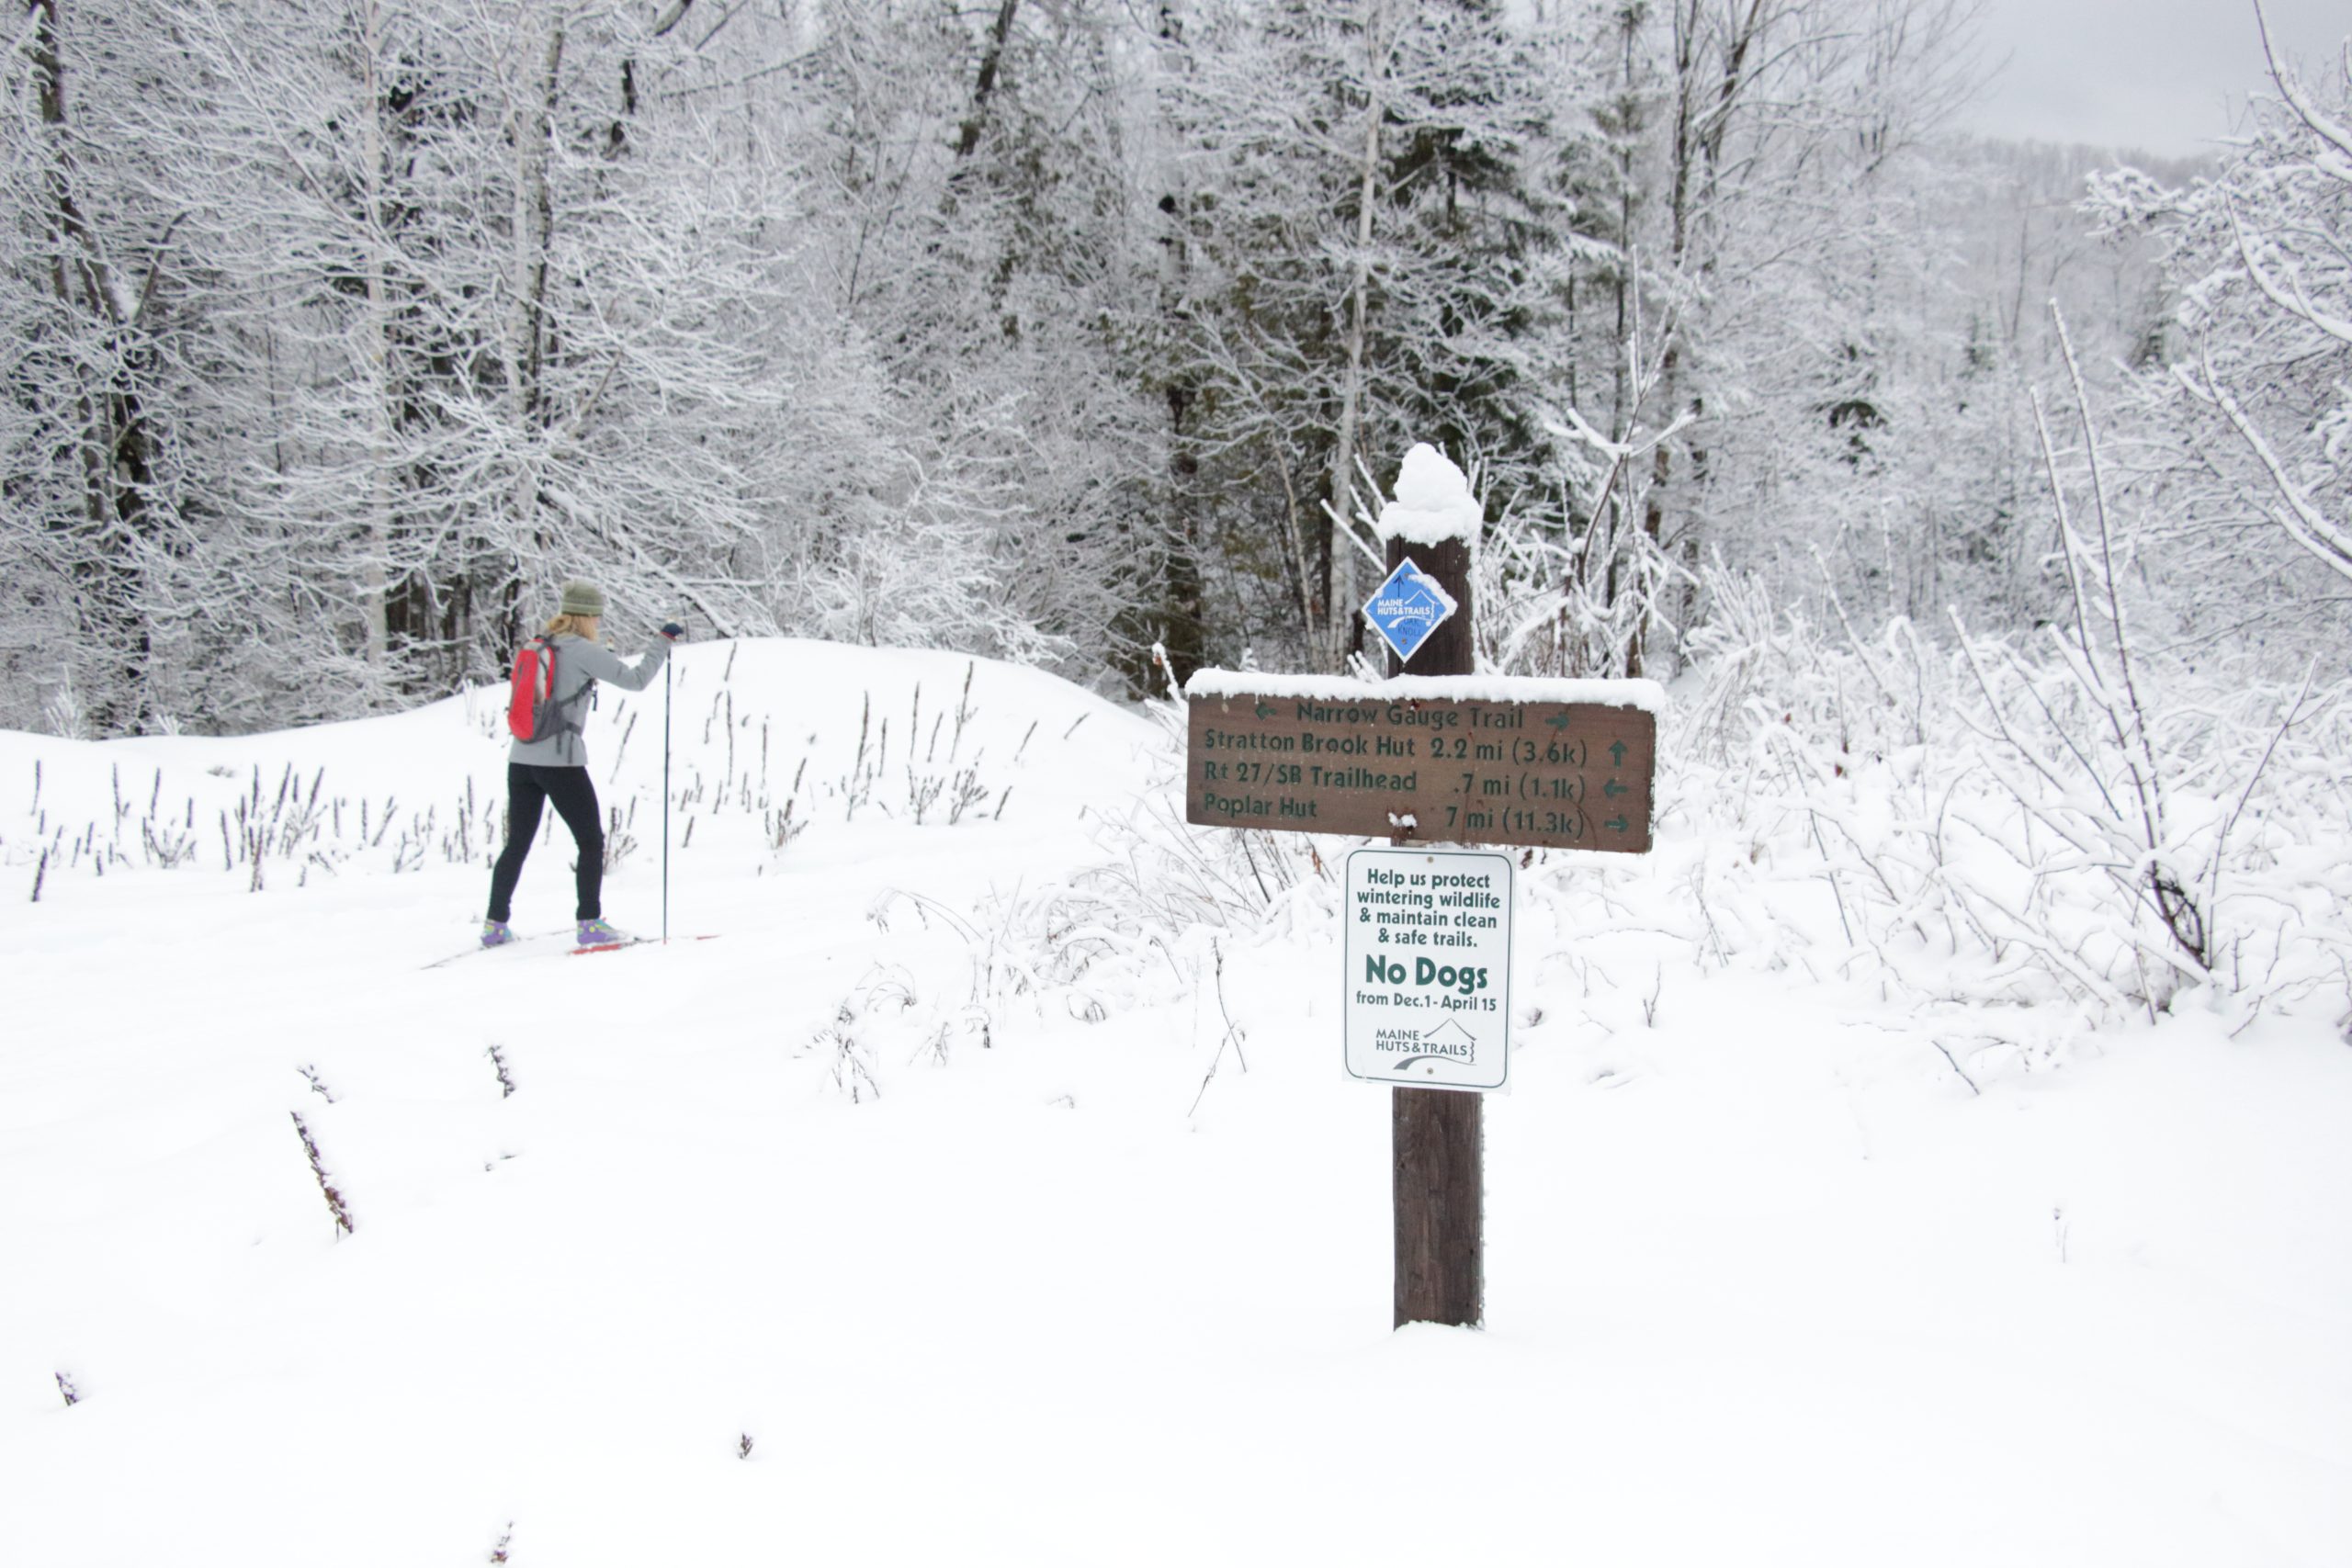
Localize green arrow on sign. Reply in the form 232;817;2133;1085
1545;713;1573;730
1603;777;1626;798
1255;702;1275;719
1605;816;1629;833
1609;739;1628;766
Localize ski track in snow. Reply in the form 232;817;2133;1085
2;639;2349;1566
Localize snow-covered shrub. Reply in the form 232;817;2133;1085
941;692;1339;1052
1037;560;2352;1040
40;670;92;743
1677;565;2348;1024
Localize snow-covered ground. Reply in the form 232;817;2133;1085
4;638;2347;1565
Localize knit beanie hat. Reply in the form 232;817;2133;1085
558;579;606;618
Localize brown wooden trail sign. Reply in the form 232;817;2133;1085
1185;678;1657;853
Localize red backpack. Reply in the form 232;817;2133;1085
505;635;574;742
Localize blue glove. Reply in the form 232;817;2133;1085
660;622;686;641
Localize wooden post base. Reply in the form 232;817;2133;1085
1393;1085;1482;1327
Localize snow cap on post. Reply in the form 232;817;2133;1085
1374;444;1479;548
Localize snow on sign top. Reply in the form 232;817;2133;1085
1374;444;1479;547
1186;669;1669;713
1362;557;1458;665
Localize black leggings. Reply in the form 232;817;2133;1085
487;763;605;922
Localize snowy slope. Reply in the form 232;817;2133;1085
3;638;2348;1567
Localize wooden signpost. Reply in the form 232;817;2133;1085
1182;455;1659;1332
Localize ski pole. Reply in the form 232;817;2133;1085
662;647;672;944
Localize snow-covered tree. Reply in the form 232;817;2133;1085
0;0;205;732
1535;0;1988;676
1150;0;1589;672
4;0;2312;734
2133;11;2352;657
751;0;1168;680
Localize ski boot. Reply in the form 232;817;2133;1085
576;918;629;949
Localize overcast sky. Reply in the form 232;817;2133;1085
1958;0;2348;158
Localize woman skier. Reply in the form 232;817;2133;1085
483;579;683;948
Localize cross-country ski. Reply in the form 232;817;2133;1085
570;934;721;956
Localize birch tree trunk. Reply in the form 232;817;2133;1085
356;0;392;670
506;6;563;617
29;0;159;729
1631;0;1769;678
956;0;1021;160
1326;0;1391;669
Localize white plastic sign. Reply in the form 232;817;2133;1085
1343;848;1512;1091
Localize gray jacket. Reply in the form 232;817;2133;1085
510;633;669;768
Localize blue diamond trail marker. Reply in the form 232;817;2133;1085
1362;556;1457;666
